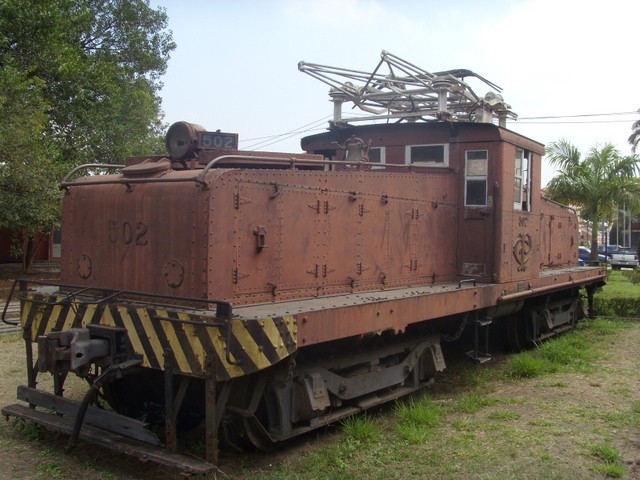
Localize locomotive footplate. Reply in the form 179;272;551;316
1;403;217;476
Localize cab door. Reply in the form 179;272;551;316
459;148;495;280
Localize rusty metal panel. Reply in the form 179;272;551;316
234;179;284;297
539;198;578;269
203;168;460;305
508;212;540;279
61;173;209;298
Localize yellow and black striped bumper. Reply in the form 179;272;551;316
21;292;297;381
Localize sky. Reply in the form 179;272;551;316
149;0;640;185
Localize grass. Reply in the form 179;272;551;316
590;443;628;478
596;270;638;299
505;351;557;379
341;414;382;443
487;410;521;421
453;393;496;413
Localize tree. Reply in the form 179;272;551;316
0;63;63;270
545;140;640;261
0;0;175;269
629;108;640;153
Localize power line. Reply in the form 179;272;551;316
518;119;635;125
238;110;639;151
241;116;332;150
519;111;637;120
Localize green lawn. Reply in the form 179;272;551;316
597;270;639;299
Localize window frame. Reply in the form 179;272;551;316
514;148;532;211
368;146;385;169
404;143;449;167
464;149;489;207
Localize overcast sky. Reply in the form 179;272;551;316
149;0;640;185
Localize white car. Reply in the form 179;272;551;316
609;248;639;270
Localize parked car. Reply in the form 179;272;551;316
578;246;607;265
609;247;639;270
597;244;620;259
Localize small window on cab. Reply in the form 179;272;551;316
514;148;532;211
368;147;385;168
405;144;448;166
465;150;488;207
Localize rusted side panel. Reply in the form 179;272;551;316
493;142;546;285
539;197;579;268
60;173;210;298
213;169;458;304
297;285;495;345
507;211;541;280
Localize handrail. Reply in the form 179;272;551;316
58;156;454;190
540;195;577;215
10;278;233;320
2;280;21;325
60;164;125;189
16;279;240;365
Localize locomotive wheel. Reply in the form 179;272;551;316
101;368;204;430
506;313;530;352
224;374;279;451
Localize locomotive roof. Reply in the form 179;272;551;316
300;120;545;155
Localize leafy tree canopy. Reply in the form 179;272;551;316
545;139;640;258
0;0;174;267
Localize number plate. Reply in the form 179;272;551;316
198;131;238;150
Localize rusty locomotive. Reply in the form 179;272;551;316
2;52;605;475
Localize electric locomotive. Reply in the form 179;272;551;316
2;52;605;475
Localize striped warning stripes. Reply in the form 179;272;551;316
21;292;297;381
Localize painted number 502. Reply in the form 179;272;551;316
108;220;148;246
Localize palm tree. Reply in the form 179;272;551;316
545;140;640;261
629;108;640;153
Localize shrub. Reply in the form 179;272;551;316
594;297;640;317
